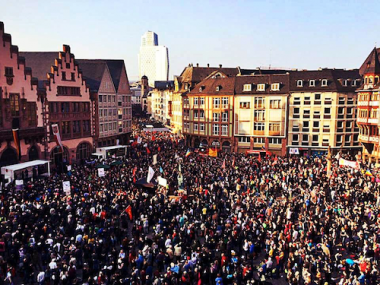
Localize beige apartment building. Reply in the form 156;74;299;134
233;74;289;155
288;69;361;156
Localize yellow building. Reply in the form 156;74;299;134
234;74;289;155
288;69;361;156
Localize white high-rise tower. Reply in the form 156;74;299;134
138;31;169;87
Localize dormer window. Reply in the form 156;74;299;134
257;84;265;91
199;87;203;92
297;80;303;87
243;84;252;91
369;77;374;84
216;85;221;91
352;80;357;86
309;80;315;87
321;79;328;87
343;79;348;86
271;83;280;91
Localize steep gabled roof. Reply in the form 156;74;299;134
19;52;58;80
235;74;290;94
76;60;107;92
359;48;380;76
104;60;124;90
190;73;235;96
179;66;239;84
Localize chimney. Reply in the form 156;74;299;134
188;63;191;67
207;63;210;68
219;64;222;68
0;22;4;33
196;63;199;67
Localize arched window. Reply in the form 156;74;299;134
0;148;18;167
29;145;39;161
76;142;92;161
50;146;69;166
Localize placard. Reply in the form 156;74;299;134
63;181;71;196
289;148;299;154
98;168;105;177
67;165;72;171
158;176;167;187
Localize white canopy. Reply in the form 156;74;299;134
98;145;128;151
1;160;50;181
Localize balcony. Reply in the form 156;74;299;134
253;130;265;135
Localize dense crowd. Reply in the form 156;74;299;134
0;119;379;285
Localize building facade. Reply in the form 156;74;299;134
77;59;132;147
184;71;235;151
0;22;46;166
138;31;169;87
288;69;361;156
233;74;289;155
21;46;94;166
150;81;174;125
357;48;380;163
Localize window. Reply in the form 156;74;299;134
194;98;198;106
313;111;320;118
26;102;37;126
257;84;265;91
213;113;220;122
108;95;112;102
71;73;75;81
297;80;303;87
239;102;250;109
271;83;280;91
302;134;309;142
314;93;321;101
254;122;265;131
243;84;252;91
57;86;81;96
113;96;116;102
321;79;328;86
337;135;342;143
66;63;70;69
199;87;203;92
304;97;311;105
238;137;250;143
338;107;345;115
213;124;219;135
83;120;90;133
352;80;357;86
194;123;198;131
5;67;13;77
303;109;310;118
62;72;66;80
293;108;300;118
222;125;228;136
292;134;299;143
194;110;198;119
200;110;205;119
324;108;331;114
269;123;280;132
222;97;228;107
216;86;221;91
222;112;228;122
100;124;103;132
293;97;301;105
254;97;265;108
99;95;103;103
254;138;265;143
200;123;205;131
343;79;348;86
62;121;71;135
312;135;318;142
9;93;20;116
200;97;205;105
73;102;80;112
313;121;319;128
269;138;281;144
309;80;315;87
347;107;353;115
254;110;265;121
346;121;352;128
338;97;345;105
213;98;220;108
61;102;70;113
73;120;81;133
270;100;280;109
303;121;309;130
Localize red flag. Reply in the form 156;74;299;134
125;205;133;220
152;135;156;141
258;155;262;163
146;147;151;154
232;157;235;167
132;166;137;177
133;176;136;183
158;146;161;152
222;159;226;169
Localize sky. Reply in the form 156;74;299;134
1;0;380;81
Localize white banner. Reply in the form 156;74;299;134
98;168;105;177
153;154;158;165
51;124;64;151
137;137;142;144
158;176;167;187
67;165;71;171
63;181;71;195
289;148;299;154
147;166;155;183
339;158;359;169
15;180;24;186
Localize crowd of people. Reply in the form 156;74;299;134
0;118;379;285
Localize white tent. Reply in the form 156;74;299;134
1;160;50;182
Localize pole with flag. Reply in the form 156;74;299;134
12;129;21;160
51;124;64;152
222;158;226;170
125;205;133;220
147;166;155;183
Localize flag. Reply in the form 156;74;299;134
153;154;158;165
147;166;155;183
152;135;156;141
339;158;359;169
160;166;163;173
208;148;218;157
335;153;340;160
12;129;21;160
51;124;64;152
125;205;133;220
132;166;137;177
158;146;161;152
222;159;226;169
258;155;262;163
261;146;266;150
365;170;372;176
146;147;151;154
133;176;136;183
185;149;191;157
232;157;235;167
